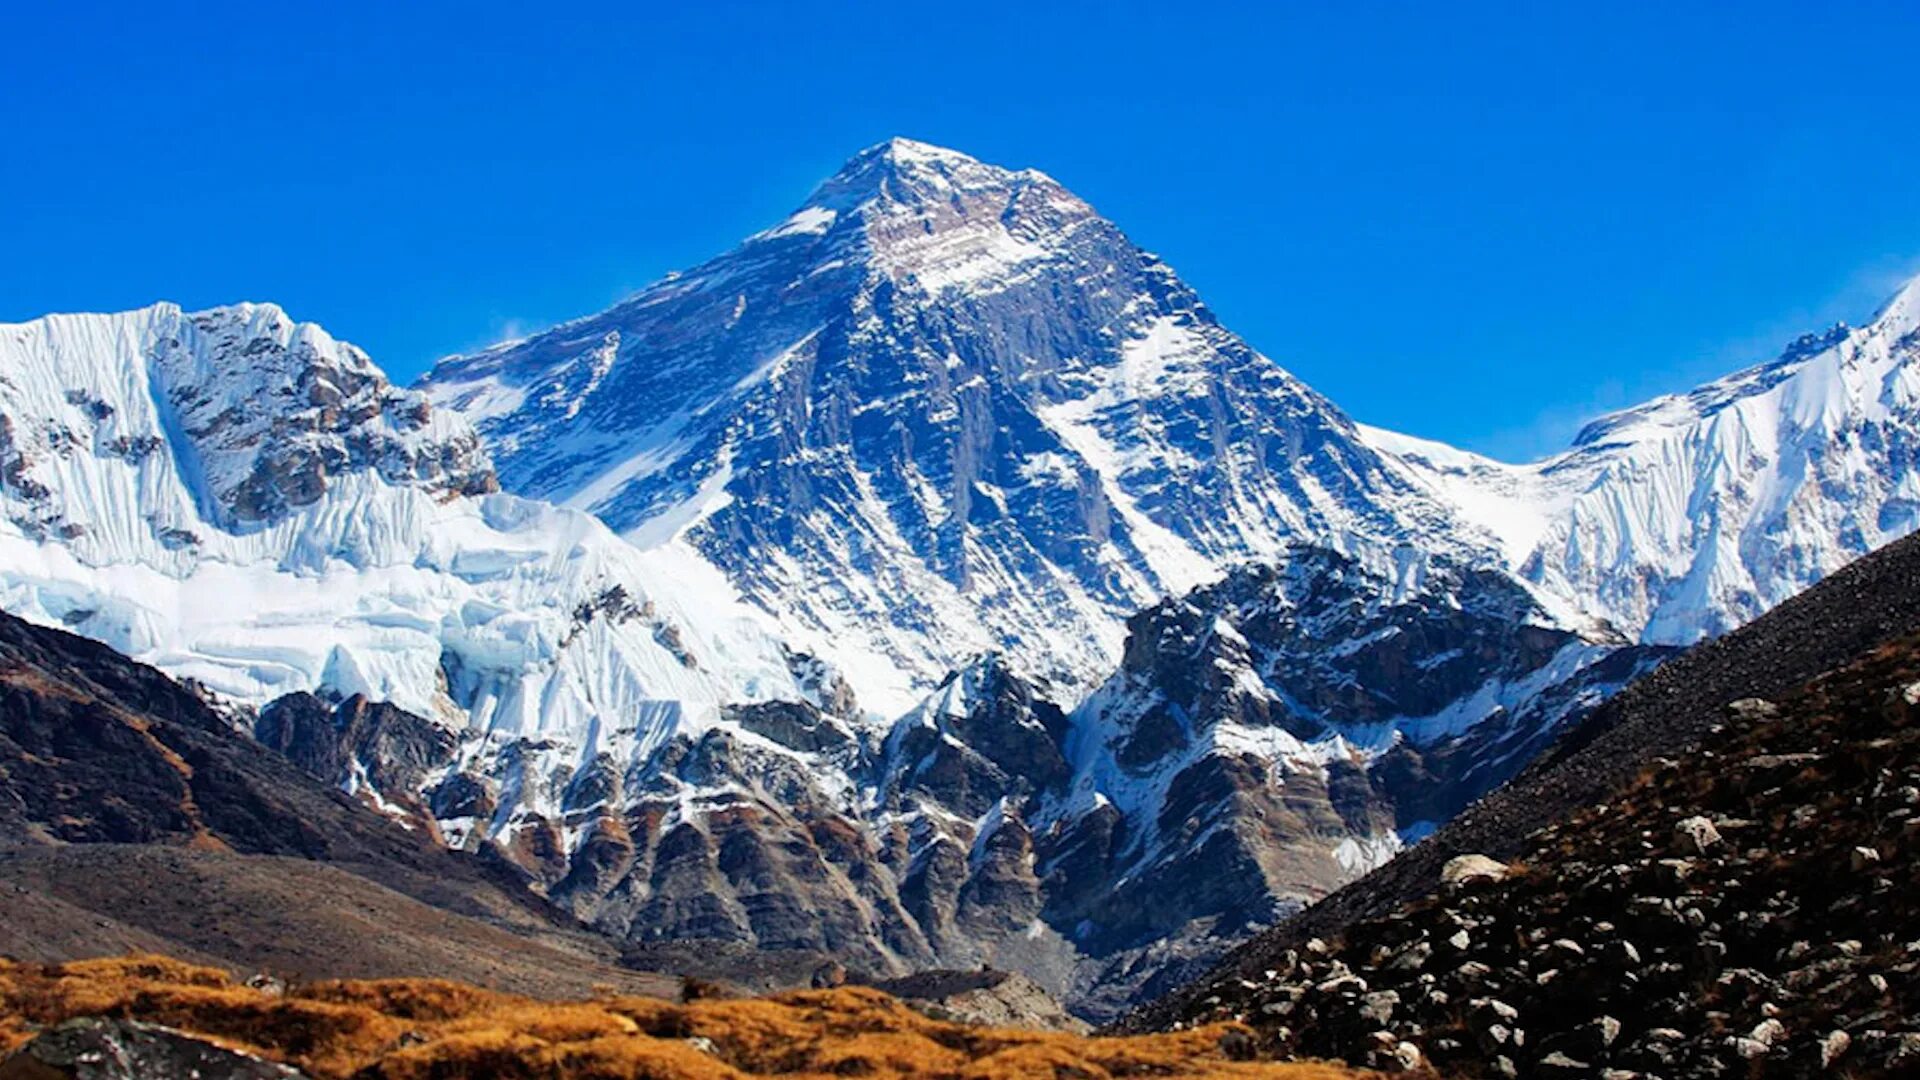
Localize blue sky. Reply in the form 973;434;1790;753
8;2;1919;460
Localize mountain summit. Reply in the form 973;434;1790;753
424;139;1472;710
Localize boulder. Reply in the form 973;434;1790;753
1441;853;1511;886
1672;816;1722;855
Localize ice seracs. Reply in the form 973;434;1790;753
1375;272;1920;645
0;299;832;835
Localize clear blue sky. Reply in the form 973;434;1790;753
9;2;1919;460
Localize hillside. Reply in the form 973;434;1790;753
1128;527;1920;1033
1136;541;1920;1074
0;955;1361;1080
0;608;683;998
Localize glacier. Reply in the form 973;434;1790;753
0;301;840;837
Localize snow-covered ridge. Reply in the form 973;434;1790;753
0;300;832;832
1370;274;1920;644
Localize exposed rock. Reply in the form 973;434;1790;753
1671;815;1721;855
870;969;1089;1033
0;1018;308;1079
1143;612;1920;1077
1441;854;1511;887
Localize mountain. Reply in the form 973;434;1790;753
1128;526;1920;1044
1374;277;1920;646
1133;531;1920;1077
13;138;1920;1025
1033;550;1661;1016
422;138;1481;711
0;301;862;872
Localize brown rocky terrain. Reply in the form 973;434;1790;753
0;955;1365;1079
1148;621;1920;1074
0;847;673;1001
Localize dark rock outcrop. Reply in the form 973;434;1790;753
1140;532;1920;1076
0;1018;308;1080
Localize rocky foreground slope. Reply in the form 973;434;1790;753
1144;544;1920;1075
0;955;1358;1080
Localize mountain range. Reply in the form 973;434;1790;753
4;137;1918;1018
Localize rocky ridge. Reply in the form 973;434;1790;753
1144;537;1920;1076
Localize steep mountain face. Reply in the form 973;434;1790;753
1129;527;1920;1039
1036;550;1661;1016
423;138;1473;711
1374;277;1920;647
0;606;682;999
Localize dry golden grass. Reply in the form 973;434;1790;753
0;955;1375;1079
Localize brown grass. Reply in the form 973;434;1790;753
0;955;1373;1079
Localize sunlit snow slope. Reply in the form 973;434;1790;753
1370;277;1920;645
0;301;831;816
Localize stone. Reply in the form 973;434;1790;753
1453;961;1493;983
1441;853;1511;886
1387;1041;1424;1072
1217;1028;1256;1061
1820;1022;1850;1060
1358;990;1399;1025
1672;816;1722;855
1315;973;1367;995
0;1018;308;1079
1536;1051;1592;1077
1726;697;1780;722
1389;941;1433;971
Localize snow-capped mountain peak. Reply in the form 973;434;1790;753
424;141;1479;712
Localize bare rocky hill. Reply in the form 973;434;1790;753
1132;534;1920;1076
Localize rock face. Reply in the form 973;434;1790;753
255;692;459;831
1044;551;1663;1017
868;969;1091;1033
0;1018;308;1080
1130;526;1920;1036
423;138;1477;711
0;610;691;999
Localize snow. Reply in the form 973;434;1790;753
754;205;838;240
0;301;823;850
